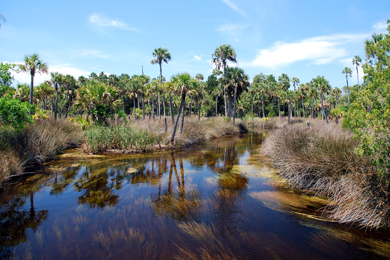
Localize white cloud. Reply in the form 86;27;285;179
217;23;247;36
12;63;90;86
77;49;110;59
220;0;248;18
194;55;203;61
373;21;388;32
251;33;368;68
89;13;137;31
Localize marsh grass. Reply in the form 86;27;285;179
83;116;242;154
262;121;390;228
0;119;81;183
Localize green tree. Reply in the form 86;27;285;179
0;62;15;87
170;73;192;143
347;20;390;177
342;67;352;109
226;67;249;125
0;97;34;129
18;54;49;105
212;44;237;117
50;72;64;120
313;76;331;124
151;47;171;118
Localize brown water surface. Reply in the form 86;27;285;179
1;133;390;259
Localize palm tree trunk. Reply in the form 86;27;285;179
163;95;166;117
288;101;291;124
170;97;174;124
122;94;125;112
180;102;186;134
51;99;54;116
137;94;140;109
356;65;360;92
152;95;155;119
224;86;227;117
55;87;58;120
30;71;34;105
262;95;265;118
321;92;329;124
215;96;218;116
133;96;136;119
171;94;186;143
278;98;281;119
302;98;305;117
346;76;350;110
142;95;145;120
233;87;237;125
158;91;161;118
198;104;200;121
251;95;253;127
228;97;232;117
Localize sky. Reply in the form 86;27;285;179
1;0;390;89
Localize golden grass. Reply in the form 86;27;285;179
262;120;389;228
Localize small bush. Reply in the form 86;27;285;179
0;97;34;129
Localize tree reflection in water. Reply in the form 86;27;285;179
0;196;48;259
151;154;202;221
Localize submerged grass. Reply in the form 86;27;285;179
262;120;390;228
0;119;81;183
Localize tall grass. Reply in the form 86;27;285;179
83;116;242;154
262;120;389;228
0;119;81;183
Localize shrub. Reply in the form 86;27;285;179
0;97;34;129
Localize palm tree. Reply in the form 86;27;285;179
352;56;362;92
170;73;192;143
50;72;64;120
212;44;237;117
211;85;223;116
308;82;317;119
75;80;122;124
332;87;342;108
18;54;48;105
151;47;171;118
63;74;76;117
195;73;204;81
226;67;249;125
342;67;352;109
138;74;150;120
313;76;331;124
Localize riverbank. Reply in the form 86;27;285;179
262;119;389;229
0;119;81;184
1;116;250;185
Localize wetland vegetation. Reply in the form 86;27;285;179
1;16;390;260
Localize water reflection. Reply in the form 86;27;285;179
2;133;390;259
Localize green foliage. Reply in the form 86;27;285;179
91;104;112;125
0;62;15;87
330;108;344;118
346;20;390;177
0;97;34;129
268;109;276;117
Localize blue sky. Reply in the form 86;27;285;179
1;0;390;89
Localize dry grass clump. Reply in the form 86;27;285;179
0;119;81;183
262;121;389;228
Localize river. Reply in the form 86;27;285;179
1;133;390;259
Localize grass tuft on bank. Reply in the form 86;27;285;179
262;120;389;228
0;119;81;183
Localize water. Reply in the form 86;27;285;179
1;133;390;259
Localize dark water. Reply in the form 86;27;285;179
2;133;390;259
